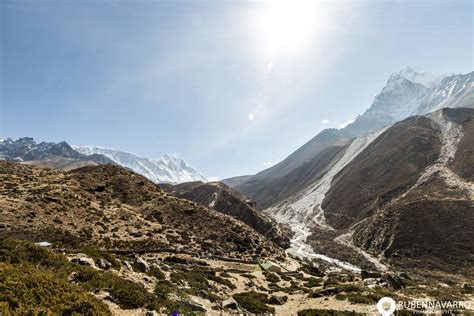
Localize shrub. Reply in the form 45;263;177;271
264;271;280;283
346;293;379;304
335;293;347;301
0;262;110;315
303;277;322;288
301;263;323;277
208;274;237;290
154;280;176;303
0;239;160;310
148;266;166;280
233;292;275;314
220;272;231;278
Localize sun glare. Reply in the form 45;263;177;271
255;0;323;59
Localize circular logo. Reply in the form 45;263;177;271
377;297;396;316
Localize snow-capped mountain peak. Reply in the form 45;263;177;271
73;145;207;184
397;65;444;88
342;68;472;137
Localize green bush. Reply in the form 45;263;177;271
233;292;275;314
303;277;322;288
0;239;160;311
346;293;379;304
0;262;110;315
301;263;323;277
148;266;166;280
264;271;280;283
208;274;237;290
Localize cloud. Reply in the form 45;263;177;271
248;113;255;120
339;119;355;128
263;161;274;168
321;119;329;124
207;176;220;182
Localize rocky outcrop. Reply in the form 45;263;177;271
161;181;292;249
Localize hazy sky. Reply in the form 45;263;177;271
1;0;472;178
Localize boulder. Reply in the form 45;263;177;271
361;270;381;280
134;256;150;273
71;253;95;267
362;278;378;286
181;300;206;312
268;295;287;305
462;283;472;292
307;291;324;298
222;297;239;310
320;287;341;295
122;260;134;272
96;258;112;270
382;272;404;290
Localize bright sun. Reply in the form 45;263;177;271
255;0;323;59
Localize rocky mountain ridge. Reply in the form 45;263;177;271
231;67;473;210
160;181;292;249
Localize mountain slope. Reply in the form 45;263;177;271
74;146;207;184
0;161;282;259
160;181;292;248
232;67;473;211
322;115;442;229
235;129;352;208
325;108;474;273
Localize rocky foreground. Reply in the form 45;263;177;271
0;161;473;315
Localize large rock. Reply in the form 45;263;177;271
382;272;404;290
361;270;381;280
133;256;150;273
222;297;239;310
362;278;378;286
180;300;206;312
96;258;112;270
121;260;134;272
268;295;287;305
71;253;95;267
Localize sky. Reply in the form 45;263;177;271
1;0;472;179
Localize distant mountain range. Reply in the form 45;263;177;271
73;146;207;184
0;138;207;184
